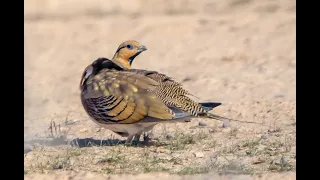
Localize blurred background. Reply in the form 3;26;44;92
24;0;296;137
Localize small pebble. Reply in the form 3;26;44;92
199;121;207;126
252;157;266;164
281;156;289;165
194;152;204;158
166;133;174;139
261;134;268;140
222;121;231;128
209;128;216;133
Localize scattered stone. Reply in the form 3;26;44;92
199;121;207;126
252;157;266;164
222;121;231;128
193;152;204;158
261;134;268;140
268;164;278;170
166;133;174;139
280;156;289;165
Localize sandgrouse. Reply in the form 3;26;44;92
80;40;232;144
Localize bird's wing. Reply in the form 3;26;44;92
127;69;206;116
81;69;174;124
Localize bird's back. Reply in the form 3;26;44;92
127;69;209;117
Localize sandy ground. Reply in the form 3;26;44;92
24;0;296;179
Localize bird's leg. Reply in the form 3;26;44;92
142;125;156;143
125;134;135;145
133;132;142;142
143;132;151;144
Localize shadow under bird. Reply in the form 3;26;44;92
80;40;236;144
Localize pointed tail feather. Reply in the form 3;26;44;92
199;102;260;124
206;113;261;124
169;102;260;124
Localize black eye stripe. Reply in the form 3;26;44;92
115;46;125;53
115;44;134;53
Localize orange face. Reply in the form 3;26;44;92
112;40;147;69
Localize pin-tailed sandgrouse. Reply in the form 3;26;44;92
80;40;232;144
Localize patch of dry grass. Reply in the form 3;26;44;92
24;118;296;176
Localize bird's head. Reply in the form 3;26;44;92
112;40;147;69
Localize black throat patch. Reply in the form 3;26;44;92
129;51;142;65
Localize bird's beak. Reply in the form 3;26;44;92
138;45;147;52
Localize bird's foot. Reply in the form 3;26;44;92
124;133;152;146
142;132;151;145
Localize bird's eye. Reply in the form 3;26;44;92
126;44;133;50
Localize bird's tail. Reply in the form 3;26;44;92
205;112;259;124
199;102;259;124
199;102;222;111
